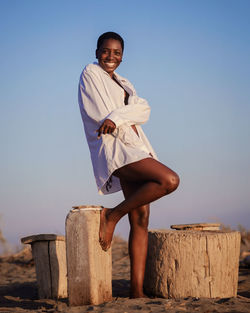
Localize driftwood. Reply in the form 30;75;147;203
21;234;67;299
65;206;112;306
144;227;241;298
171;223;221;231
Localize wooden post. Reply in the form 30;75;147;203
65;206;112;306
144;224;241;299
21;234;67;299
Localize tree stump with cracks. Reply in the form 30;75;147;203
144;226;241;299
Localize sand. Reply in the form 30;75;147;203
0;236;249;313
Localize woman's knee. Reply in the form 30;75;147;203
160;171;180;194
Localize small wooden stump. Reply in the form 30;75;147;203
21;234;67;299
144;224;241;299
65;206;112;306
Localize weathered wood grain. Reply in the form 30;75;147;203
49;240;67;298
144;229;241;299
66;207;112;306
21;234;67;299
31;241;51;299
171;223;221;231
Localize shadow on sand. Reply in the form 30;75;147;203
112;279;130;298
0;282;55;310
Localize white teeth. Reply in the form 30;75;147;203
105;62;115;67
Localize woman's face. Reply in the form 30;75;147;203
96;39;123;78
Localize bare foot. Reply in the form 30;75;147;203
130;292;148;299
99;207;116;251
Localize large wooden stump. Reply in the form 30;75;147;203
65;206;112;306
144;224;241;299
21;234;67;299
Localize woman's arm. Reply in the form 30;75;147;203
106;95;150;128
79;68;150;128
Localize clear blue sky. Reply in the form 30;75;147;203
0;0;249;249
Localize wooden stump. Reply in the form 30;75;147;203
21;234;67;299
65;206;112;306
144;227;241;299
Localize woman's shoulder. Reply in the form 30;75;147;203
83;62;102;75
79;63;104;83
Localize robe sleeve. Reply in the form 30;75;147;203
106;94;150;127
79;68;150;127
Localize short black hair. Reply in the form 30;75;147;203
97;32;124;52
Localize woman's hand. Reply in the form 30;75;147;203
96;119;116;139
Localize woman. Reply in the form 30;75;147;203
78;32;179;298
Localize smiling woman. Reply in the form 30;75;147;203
95;33;123;77
78;32;179;298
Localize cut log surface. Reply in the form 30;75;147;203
21;234;65;244
66;207;112;306
71;205;102;210
144;229;241;299
171;223;221;231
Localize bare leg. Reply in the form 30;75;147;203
99;158;179;251
121;180;149;298
129;207;149;298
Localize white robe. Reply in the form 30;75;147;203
78;62;158;195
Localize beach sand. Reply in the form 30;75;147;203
0;236;249;313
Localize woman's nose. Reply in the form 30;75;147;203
106;51;114;59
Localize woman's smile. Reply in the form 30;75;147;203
104;62;116;67
105;62;115;66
